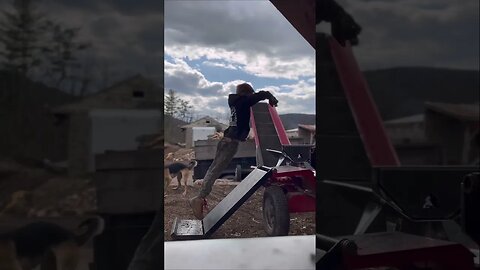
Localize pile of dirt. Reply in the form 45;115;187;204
164;182;315;240
165;147;195;161
162;144;316;239
0;157;96;218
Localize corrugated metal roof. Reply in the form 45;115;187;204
384;114;425;125
298;124;315;132
181;116;228;129
53;75;162;114
425;102;479;121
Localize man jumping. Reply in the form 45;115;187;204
189;83;278;219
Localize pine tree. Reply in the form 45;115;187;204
0;0;48;75
164;89;193;122
164;89;178;117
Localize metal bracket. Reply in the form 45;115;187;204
354;201;383;235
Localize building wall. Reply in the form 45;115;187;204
89;109;162;172
298;129;314;144
164;116;186;145
468;129;479;165
425;111;466;164
0;105;70;162
191;127;216;147
75;76;163;110
384;113;479;165
67;109;162;175
185;118;225;131
68;112;91;176
394;144;443;165
385;122;425;145
185;128;193;149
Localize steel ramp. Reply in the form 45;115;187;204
171;167;272;240
251;103;290;167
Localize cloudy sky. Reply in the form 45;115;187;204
165;0;315;120
0;0;477;117
336;0;479;70
165;0;478;120
0;0;164;92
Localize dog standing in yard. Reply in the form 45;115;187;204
164;153;198;197
0;216;103;270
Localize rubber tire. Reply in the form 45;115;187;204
263;186;290;236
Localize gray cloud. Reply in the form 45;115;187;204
165;0;313;59
1;0;164;92
165;58;223;97
164;1;316;116
333;0;479;70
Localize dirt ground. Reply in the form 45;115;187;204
0;149;315;267
164;179;315;241
0;157;96;218
164;144;315;240
0;157;96;269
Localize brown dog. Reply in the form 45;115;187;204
164;153;197;197
0;216;104;270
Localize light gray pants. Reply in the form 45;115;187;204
199;137;239;198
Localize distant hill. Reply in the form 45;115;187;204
0;71;77;161
164;115;188;144
280;114;315;130
364;67;479;120
0;71;77;108
277;67;478;127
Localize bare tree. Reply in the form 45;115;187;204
0;0;93;95
100;62;111;90
165;89;193;122
42;22;90;92
178;99;193;122
76;59;93;97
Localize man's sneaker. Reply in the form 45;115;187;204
189;196;204;219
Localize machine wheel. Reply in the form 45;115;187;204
263;186;290;236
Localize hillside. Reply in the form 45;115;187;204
278;67;478;128
364;67;479;120
0;71;76;108
164;115;188;144
0;71;77;161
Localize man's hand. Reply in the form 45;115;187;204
331;10;361;46
269;96;278;107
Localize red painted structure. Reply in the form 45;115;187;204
329;38;400;166
251;104;316;214
325;232;475;270
270;1;477;269
250;109;260;148
269;167;316;213
269;0;315;48
269;105;291;145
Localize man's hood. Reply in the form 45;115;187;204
228;94;242;106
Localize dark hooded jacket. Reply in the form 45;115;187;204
223;91;273;141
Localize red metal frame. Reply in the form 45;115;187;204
329;38;400;167
343;241;475;269
269;0;315;48
266;168;316;213
268;105;291;145
250;109;260;147
286;193;316;212
250;104;316;214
